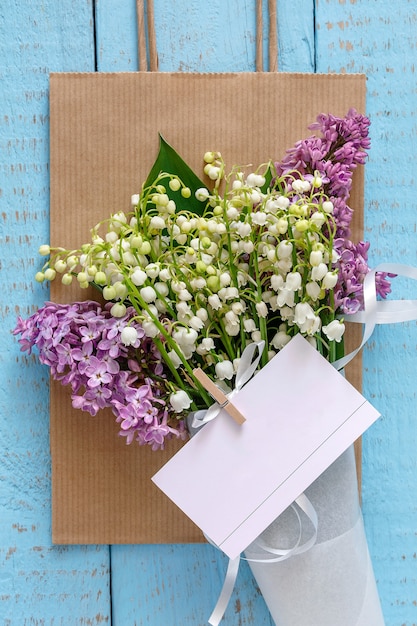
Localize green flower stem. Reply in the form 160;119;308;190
216;320;238;362
150;335;189;388
335;336;345;362
326;213;337;363
252;246;269;367
220;194;248;354
121;273;212;407
287;222;300;307
328;339;336;364
221;198;239;289
151;335;209;410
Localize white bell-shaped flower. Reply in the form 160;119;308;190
215;360;234;380
285;271;302;291
170;390;192;413
311;262;328;281
322;319;345;343
120;326;138;346
322;271;338;289
294;302;321;335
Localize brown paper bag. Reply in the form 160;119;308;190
49;71;366;544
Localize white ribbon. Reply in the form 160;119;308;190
207;493;318;626
333;263;417;370
192;340;265;429
246;493;319;563
208;556;240;626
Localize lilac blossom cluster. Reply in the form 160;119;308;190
275;108;393;314
13;301;186;450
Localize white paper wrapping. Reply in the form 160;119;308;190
244;446;385;626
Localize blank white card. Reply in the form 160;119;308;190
153;334;380;559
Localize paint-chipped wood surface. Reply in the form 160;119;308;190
2;0;416;623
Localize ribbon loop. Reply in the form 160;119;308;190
243;493;318;563
206;492;318;625
333;262;417;370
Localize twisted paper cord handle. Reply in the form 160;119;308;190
136;0;159;71
138;0;278;72
257;0;278;71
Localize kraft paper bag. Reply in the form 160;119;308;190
49;71;366;544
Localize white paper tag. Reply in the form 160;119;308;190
152;334;380;559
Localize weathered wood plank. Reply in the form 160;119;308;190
315;2;417;624
0;1;111;623
111;544;276;625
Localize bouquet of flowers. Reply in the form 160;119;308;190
14;109;388;624
14;109;391;446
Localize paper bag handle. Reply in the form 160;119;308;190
137;0;278;72
256;0;278;71
137;0;159;71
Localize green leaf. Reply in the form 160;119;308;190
259;161;274;194
143;135;209;215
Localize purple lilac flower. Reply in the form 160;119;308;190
309;109;371;158
85;357;113;388
276;109;371;237
13;300;186;450
333;239;395;313
274;109;393;313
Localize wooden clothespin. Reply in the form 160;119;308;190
192;368;246;426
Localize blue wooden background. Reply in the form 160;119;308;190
1;1;416;623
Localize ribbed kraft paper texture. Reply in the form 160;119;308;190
49;72;366;544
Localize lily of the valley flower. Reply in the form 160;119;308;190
322;319;346;342
215;360;234;381
121;326;139;346
294;302;321;335
170;390;192;413
271;328;292;349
